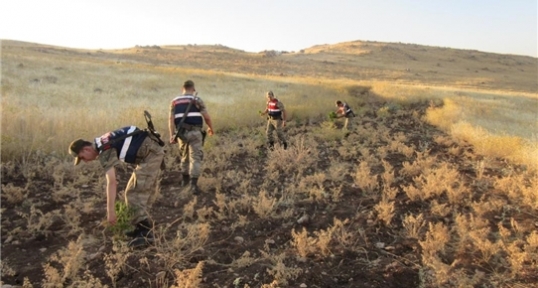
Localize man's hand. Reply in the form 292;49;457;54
207;127;214;136
107;210;117;225
170;136;177;144
282;120;286;127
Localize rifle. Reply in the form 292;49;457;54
144;110;165;147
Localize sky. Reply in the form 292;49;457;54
1;0;537;57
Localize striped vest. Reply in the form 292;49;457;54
172;95;204;127
95;126;146;164
267;98;282;118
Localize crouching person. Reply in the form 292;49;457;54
68;126;165;248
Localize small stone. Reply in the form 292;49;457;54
366;219;374;225
375;242;385;249
82;184;89;188
234;236;244;244
11;240;20;245
297;215;309;225
321;272;327;275
296;256;307;262
87;252;101;261
39;248;47;253
300;284;307;288
4;235;13;244
384;246;395;251
265;239;275;245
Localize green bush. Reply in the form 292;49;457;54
108;201;136;239
328;111;337;121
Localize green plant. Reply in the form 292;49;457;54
108;201;136;239
328;111;337;121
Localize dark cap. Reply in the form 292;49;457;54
68;139;91;165
183;80;195;89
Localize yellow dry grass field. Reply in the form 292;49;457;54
1;39;537;287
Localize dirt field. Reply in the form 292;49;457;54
2;98;537;287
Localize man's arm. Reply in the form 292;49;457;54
195;97;214;136
336;107;345;118
202;112;214;136
169;104;177;144
105;167;117;225
278;101;287;127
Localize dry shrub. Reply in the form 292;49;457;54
505;231;538;277
429;200;451;218
374;197;395;226
402;213;425;239
381;160;395;188
252;190;277;218
312;121;346;141
291;228;317;258
402;184;423;202
420;255;452;287
43;235;86;287
266;135;318;176
354;161;378;195
407;163;461;201
195;206;214;222
327;160;351;182
494;172;538;209
104;243;131;288
170;261;204;288
1;183;28;204
156;223;210;271
419;222;450;258
400;150;435;178
17;205;59;237
261;252;303;286
230;251;258;268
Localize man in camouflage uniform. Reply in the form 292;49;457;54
260;91;288;149
169;80;214;195
335;100;355;132
68;126;165;248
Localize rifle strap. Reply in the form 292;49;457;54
98;129;147;152
177;98;195;131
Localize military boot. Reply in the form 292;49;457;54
127;219;155;248
189;177;200;195
181;174;190;187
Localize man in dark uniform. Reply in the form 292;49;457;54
260;90;288;149
68;126;165;248
168;80;214;195
335;100;355;132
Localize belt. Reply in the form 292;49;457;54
181;123;203;131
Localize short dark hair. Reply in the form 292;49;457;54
336;100;342;105
183;80;195;89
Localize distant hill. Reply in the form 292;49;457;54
2;39;536;93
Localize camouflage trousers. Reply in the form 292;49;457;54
178;129;204;178
125;135;165;225
266;118;287;144
343;116;354;131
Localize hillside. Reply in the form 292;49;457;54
3;39;537;93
